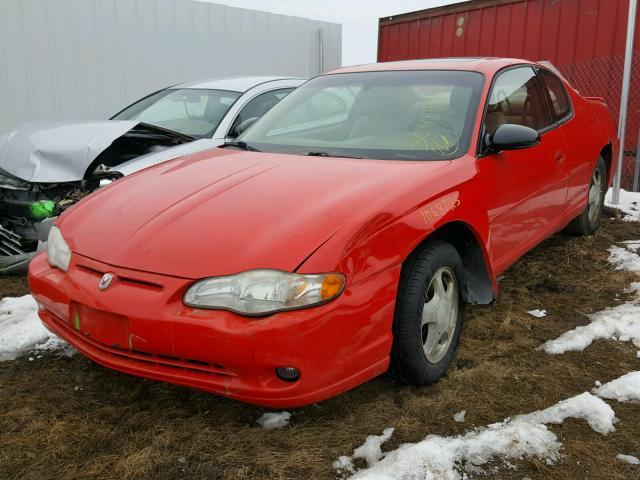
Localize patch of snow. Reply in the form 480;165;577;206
616;454;640;465
337;392;615;480
351;428;395;467
595;380;602;387
0;295;66;361
256;411;291;430
539;243;640;356
593;371;640;403
527;309;547;318
453;410;466;423
334;428;395;473
606;188;640;222
609;245;640;274
623;240;640;252
539;284;640;355
517;392;616;435
333;455;356;474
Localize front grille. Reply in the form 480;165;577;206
108;345;234;377
0;224;26;255
77;263;164;291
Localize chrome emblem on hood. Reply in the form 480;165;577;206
99;273;114;290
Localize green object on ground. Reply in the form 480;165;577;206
30;200;55;219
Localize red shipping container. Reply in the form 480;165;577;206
378;0;639;188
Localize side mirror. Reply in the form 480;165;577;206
229;117;259;138
485;124;540;153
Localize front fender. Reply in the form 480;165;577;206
297;183;495;292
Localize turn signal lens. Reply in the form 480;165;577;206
321;273;345;300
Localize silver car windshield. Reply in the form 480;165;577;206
239;70;484;160
112;88;241;139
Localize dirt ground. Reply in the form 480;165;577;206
1;217;639;480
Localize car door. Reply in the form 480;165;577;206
537;67;584;216
478;66;568;274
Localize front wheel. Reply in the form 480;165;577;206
565;156;607;236
390;240;465;385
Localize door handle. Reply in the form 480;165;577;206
554;151;565;162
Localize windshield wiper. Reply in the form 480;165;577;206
134;123;196;143
307;151;362;159
222;141;261;152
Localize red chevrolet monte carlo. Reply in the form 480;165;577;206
29;58;617;407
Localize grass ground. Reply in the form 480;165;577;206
1;218;639;480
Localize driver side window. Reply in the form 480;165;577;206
485;67;551;134
228;88;293;138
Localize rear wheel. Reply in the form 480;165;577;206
565;156;607;236
390;240;465;385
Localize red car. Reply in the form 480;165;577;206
29;58;617;407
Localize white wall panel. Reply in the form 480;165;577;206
0;0;341;133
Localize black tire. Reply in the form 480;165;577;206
390;240;465;385
565;156;607;236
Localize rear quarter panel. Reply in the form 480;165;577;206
561;88;618;215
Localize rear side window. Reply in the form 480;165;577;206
538;69;572;122
485;66;552;134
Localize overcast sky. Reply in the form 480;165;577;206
203;0;466;66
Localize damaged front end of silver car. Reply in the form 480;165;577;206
0;170;116;274
0;121;195;273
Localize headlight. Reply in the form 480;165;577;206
184;269;345;316
47;226;71;272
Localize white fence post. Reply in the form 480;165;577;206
612;0;638;204
613;0;638;203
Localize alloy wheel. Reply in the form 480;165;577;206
587;168;603;223
421;266;459;363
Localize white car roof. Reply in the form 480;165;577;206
175;76;305;92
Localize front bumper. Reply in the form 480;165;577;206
0;251;36;274
28;252;400;407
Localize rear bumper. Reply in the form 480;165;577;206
28;252;399;407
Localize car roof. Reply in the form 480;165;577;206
328;57;535;75
175;76;305;92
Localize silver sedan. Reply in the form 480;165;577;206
0;76;304;273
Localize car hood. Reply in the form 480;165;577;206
0;121;193;183
59;148;450;279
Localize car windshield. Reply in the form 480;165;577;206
112;88;241;139
239;70;484;160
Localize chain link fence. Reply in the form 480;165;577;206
558;54;640;190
